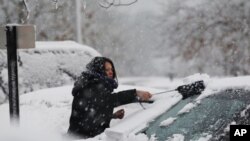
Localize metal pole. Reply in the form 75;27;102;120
6;26;20;125
153;89;176;95
76;0;82;43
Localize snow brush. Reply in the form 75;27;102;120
138;80;206;109
154;80;206;99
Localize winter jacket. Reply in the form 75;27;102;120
67;72;137;138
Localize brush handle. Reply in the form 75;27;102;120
153;89;176;95
138;100;154;103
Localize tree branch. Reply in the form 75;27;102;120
22;0;30;23
98;0;138;9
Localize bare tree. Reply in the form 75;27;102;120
158;0;250;76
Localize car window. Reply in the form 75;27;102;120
144;89;250;141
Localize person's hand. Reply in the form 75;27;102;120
113;109;125;119
136;90;152;101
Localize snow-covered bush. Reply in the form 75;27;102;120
0;41;100;104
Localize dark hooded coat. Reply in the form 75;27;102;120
67;57;137;138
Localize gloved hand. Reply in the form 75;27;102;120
113;109;125;119
136;90;152;101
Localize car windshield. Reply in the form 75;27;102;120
145;89;250;141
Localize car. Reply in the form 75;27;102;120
141;88;250;141
1;75;249;141
105;76;250;141
0;41;100;104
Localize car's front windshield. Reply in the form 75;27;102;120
145;89;250;141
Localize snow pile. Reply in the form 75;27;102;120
121;133;149;141
177;103;197;115
166;134;185;141
0;41;100;104
196;75;250;101
182;73;210;86
0;85;73;133
196;134;212;141
0;125;64;141
240;105;250;117
0;84;181;141
159;117;177;127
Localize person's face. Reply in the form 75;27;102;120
104;62;114;79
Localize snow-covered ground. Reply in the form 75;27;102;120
1;74;250;141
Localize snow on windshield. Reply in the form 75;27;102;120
165;134;185;141
177;103;197;115
159;117;177;127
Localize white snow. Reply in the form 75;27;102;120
240;105;250;117
196;134;212;141
0;40;101;103
0;89;5;103
105;85;182;141
182;73;210;85
35;41;100;55
1;74;250;141
177;103;197;115
196;75;250;101
166;134;185;141
159;117;177;127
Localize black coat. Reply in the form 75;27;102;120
67;72;137;138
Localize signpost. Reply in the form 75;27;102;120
0;25;35;125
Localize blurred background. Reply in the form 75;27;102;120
1;0;250;78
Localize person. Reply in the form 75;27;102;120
67;57;152;139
